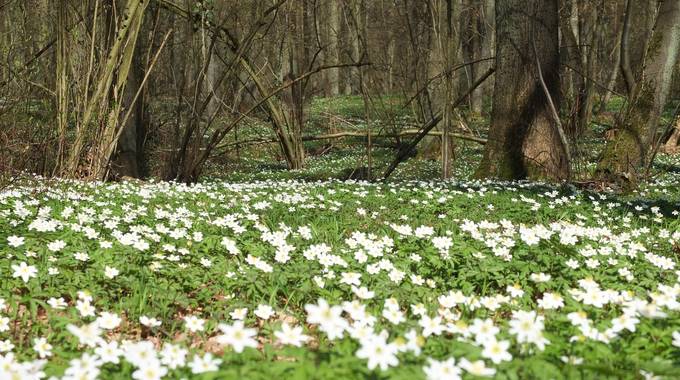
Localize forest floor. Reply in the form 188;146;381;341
1;99;680;379
205;95;679;184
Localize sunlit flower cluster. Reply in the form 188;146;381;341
0;175;679;378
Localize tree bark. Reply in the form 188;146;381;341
661;116;680;154
91;0;148;180
111;40;144;179
597;0;680;183
599;1;623;112
628;0;657;80
421;0;458;165
54;0;68;175
575;0;598;139
473;0;494;115
558;0;580;136
476;0;569;181
65;0;146;177
466;0;487;115
327;0;341;96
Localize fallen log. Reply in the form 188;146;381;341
214;129;486;151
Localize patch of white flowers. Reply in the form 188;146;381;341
0;176;679;379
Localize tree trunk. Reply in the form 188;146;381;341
421;0;458;164
64;0;146;178
327;0;341;96
474;0;494;115
661;117;680;154
442;0;456;178
163;11;188;181
467;0;486;115
280;0;308;170
54;0;68;175
599;2;623;112
476;0;570;180
202;42;220;118
559;0;581;137
597;0;680;183
628;0;657;80
111;43;144;179
575;1;598;140
90;0;148;180
346;0;363;95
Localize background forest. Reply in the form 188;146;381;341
0;0;679;184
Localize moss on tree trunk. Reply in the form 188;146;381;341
597;0;680;184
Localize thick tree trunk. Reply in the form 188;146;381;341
597;0;680;183
558;0;597;141
65;0;146;178
628;0;657;80
476;0;569;180
421;0;458;166
111;0;151;179
282;0;308;170
111;47;144;179
559;0;580;137
91;0;148;180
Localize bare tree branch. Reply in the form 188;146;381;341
382;67;496;180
